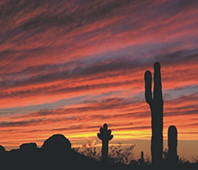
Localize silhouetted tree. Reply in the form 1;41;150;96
97;123;113;161
144;62;163;166
168;125;178;165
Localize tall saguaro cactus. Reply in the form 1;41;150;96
168;125;178;165
144;62;163;165
97;123;113;161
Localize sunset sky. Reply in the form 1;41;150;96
0;0;197;161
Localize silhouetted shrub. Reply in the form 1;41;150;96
109;143;135;164
77;147;101;161
77;143;135;165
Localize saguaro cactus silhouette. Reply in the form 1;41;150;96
168;125;178;165
144;62;163;165
97;123;113;161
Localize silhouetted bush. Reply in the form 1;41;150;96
77;147;101;161
76;143;135;165
108;143;135;164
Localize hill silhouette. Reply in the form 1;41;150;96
0;134;132;170
41;134;71;157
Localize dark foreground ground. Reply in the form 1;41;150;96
0;134;197;170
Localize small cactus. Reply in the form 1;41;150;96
138;151;144;165
97;123;113;161
141;151;144;163
144;62;163;165
168;125;178;165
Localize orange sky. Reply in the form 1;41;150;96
0;0;198;162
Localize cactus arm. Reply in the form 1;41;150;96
97;133;102;140
108;129;111;135
144;70;153;105
108;135;113;141
100;127;104;134
154;62;163;101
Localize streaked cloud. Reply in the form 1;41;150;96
0;0;197;161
